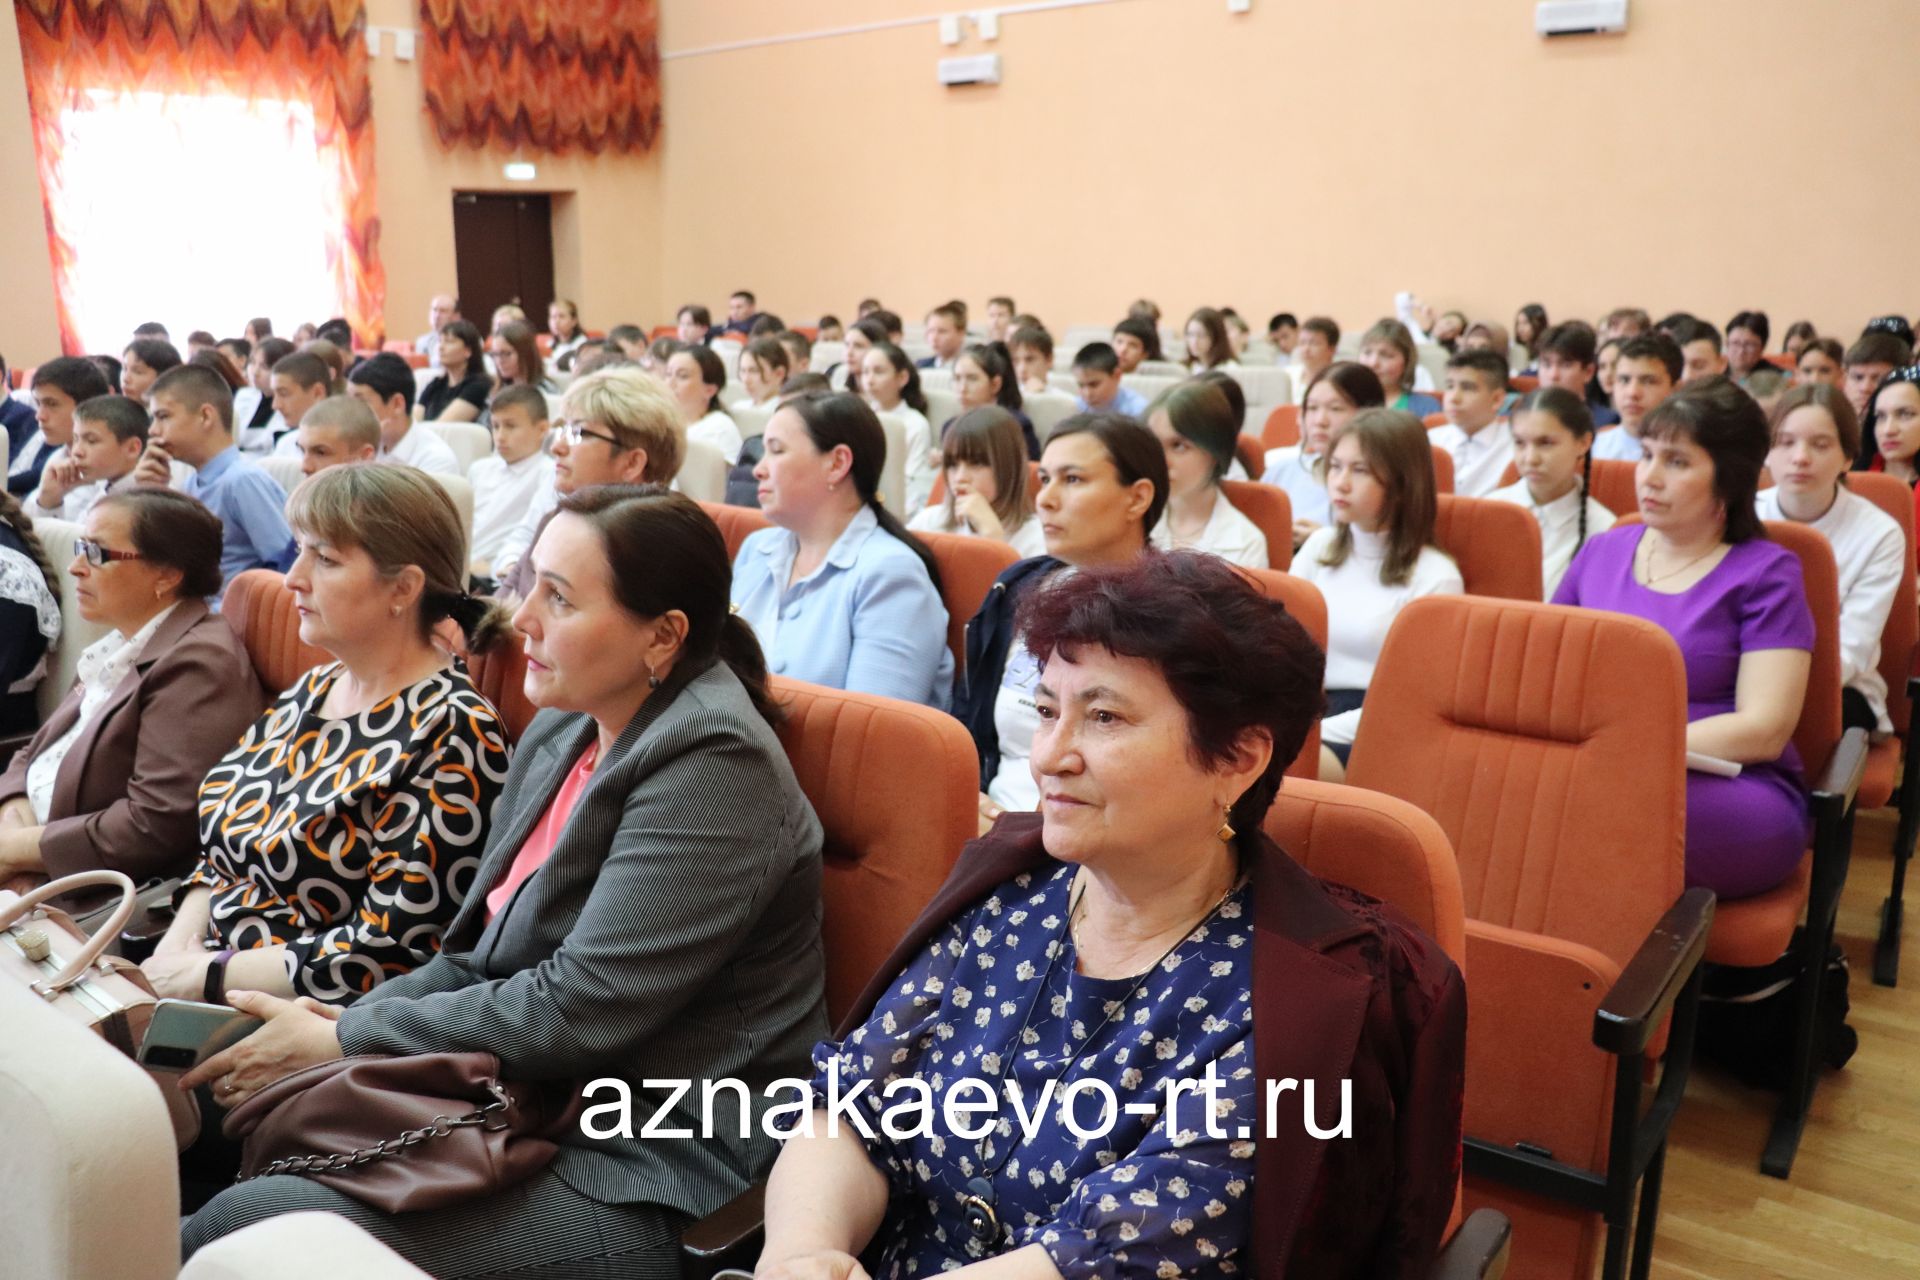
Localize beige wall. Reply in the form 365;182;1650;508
2;0;1915;365
655;0;1920;340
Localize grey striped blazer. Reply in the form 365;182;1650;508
335;658;827;1220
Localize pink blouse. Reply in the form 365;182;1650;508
485;745;597;920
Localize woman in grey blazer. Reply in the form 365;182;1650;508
180;485;828;1278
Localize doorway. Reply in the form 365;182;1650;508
451;192;555;331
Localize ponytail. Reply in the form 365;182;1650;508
0;492;59;597
437;590;514;657
1574;449;1593;558
716;610;785;726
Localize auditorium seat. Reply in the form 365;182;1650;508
1349;594;1709;1280
697;499;772;560
257;455;305;495
675;437;729;502
1497;458;1639;518
1023;389;1078;441
1261;402;1300;450
733;400;775;440
221;569;327;695
1238;567;1323;776
1234;433;1265;479
1698;521;1864;1178
27;518;109;723
1434;495;1545;601
429;472;475;549
425;421;492;475
911;527;1019;669
0;974;178;1280
872;410;906;512
1220;478;1294;571
1432;444;1455;495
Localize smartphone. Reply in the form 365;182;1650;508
137;998;263;1073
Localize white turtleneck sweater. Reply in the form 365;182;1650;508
1292;524;1462;745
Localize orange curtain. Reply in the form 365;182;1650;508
417;0;660;155
14;0;385;351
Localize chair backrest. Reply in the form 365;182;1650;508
1237;567;1325;778
1120;372;1184;403
911;528;1020;669
467;644;538;745
1221;364;1292;406
1510;374;1540;393
430;473;475;549
425;422;493;476
923;387;962;432
1423;412;1449;429
1261;403;1300;449
257;454;306;495
1764;520;1843;782
770;676;978;1023
1220;479;1294;572
1433;495;1544;601
675;437;728;503
1843;473;1917;736
1234;433;1266;479
1493;457;1638;519
1430;444;1454;495
0;978;180;1280
810;340;846;373
697;500;772;561
26;518;110;721
1350;595;1688;970
221;569;329;694
872;410;907;513
1024;391;1079;443
733;400;776;441
1264;777;1467;970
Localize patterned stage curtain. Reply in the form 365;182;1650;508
417;0;661;154
13;0;385;350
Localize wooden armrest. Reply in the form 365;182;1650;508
1592;886;1715;1056
1811;725;1870;814
680;1181;766;1259
1428;1208;1511;1280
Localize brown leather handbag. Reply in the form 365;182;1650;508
223;1052;583;1213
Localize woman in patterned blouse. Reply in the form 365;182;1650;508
756;552;1467;1280
141;464;513;1006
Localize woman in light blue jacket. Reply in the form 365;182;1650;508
731;392;954;708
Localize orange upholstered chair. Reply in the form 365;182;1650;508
1431;444;1454;495
1434;495;1545;601
1262;402;1301;449
1238;568;1325;778
1221;479;1294;571
1348;595;1712;1280
766;676;977;1023
1497;459;1640;519
468;646;539;745
1235;433;1266;478
1837;473;1920;985
1696;522;1866;1176
911;529;1020;670
697;500;772;560
1511;375;1540;393
221;570;328;695
1424;411;1449;428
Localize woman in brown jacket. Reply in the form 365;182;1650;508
0;488;264;892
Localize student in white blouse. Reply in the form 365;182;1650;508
666;344;744;466
905;407;1046;558
1488;387;1616;599
861;342;938;512
1758;384;1904;734
1428;349;1515;498
469;385;558;581
734;336;792;414
1291;409;1462;781
1263;362;1386;549
1146;380;1268;568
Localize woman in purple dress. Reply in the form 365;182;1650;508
1554;376;1814;900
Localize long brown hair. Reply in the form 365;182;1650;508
494;320;546;388
1317;408;1440;587
940;406;1033;533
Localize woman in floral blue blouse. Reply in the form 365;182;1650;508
756;551;1467;1280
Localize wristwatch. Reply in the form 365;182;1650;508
203;949;235;1004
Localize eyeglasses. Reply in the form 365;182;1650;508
561;421;621;448
74;538;143;568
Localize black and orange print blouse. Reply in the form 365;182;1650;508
185;662;512;1004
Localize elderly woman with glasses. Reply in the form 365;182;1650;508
490;368;689;601
756;551;1467;1280
0;488;264;899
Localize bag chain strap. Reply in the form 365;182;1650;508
237;1080;514;1184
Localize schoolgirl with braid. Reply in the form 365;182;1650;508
1488;386;1617;598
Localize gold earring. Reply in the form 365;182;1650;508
1216;806;1235;844
390;604;401;617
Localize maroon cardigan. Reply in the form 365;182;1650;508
839;814;1466;1279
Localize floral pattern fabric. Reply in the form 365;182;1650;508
811;863;1256;1278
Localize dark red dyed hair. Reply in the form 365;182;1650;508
1016;550;1325;832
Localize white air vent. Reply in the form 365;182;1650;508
1536;0;1627;37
